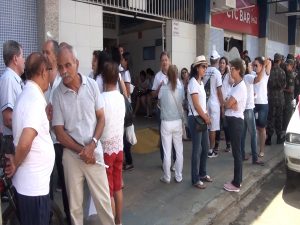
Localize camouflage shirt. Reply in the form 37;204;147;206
268;64;286;105
284;70;295;101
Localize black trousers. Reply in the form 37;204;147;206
50;143;71;225
123;134;133;165
15;191;50;225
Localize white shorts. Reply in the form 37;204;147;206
208;103;220;131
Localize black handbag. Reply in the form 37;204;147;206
189;104;207;132
118;77;133;128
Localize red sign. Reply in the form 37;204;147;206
211;6;259;36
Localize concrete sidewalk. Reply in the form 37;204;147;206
119;135;283;225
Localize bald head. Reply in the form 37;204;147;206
25;52;50;80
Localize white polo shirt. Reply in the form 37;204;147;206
12;81;55;196
152;71;168;91
0;67;23;135
244;74;256;110
44;74;62;144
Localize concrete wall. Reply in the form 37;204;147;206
59;0;103;75
244;34;259;60
119;28;163;82
266;40;289;58
166;20;197;73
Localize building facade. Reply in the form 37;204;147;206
0;0;299;76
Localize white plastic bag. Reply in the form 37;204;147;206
125;124;137;145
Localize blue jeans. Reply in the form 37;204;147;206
188;116;209;185
226;116;244;187
241;109;258;163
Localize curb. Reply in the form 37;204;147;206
187;151;284;225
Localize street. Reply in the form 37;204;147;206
231;164;300;225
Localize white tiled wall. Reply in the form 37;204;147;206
59;0;103;75
266;39;289;59
167;20;197;73
244;34;259;60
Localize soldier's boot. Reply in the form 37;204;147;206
277;133;285;144
265;136;272;145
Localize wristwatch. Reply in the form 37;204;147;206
92;137;98;147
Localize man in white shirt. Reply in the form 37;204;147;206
42;39;71;225
203;50;224;158
52;44;114;225
5;52;55;225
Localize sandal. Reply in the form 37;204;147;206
193;181;206;189
258;152;264;157
200;175;213;182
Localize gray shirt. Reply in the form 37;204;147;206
158;83;184;121
52;74;104;146
0;68;23;135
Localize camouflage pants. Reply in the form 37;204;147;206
282;101;294;131
266;104;284;138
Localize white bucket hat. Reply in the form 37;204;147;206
211;50;221;60
192;55;208;68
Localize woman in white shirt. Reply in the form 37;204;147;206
216;56;232;152
188;56;212;189
158;65;184;183
253;57;272;157
223;58;247;193
102;61;126;225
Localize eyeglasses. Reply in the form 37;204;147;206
200;65;207;69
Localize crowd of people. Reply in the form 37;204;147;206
0;38;300;225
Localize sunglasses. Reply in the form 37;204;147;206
199;65;207;69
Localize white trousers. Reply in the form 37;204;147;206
161;119;183;182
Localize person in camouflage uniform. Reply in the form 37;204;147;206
266;53;286;145
282;59;296;132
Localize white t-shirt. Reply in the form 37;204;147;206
244;74;256;109
121;70;131;83
225;80;247;119
12;81;55;196
203;67;222;106
254;70;269;104
152;71;168;91
221;73;232;101
95;73;123;93
100;90;125;155
187;77;207;116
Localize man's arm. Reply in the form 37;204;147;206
79;108;105;164
5;128;37;178
217;86;224;109
54;125;84;154
2;108;13;129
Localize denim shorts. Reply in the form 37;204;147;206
254;104;269;128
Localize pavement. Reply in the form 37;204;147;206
54;116;285;225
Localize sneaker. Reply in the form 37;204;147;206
208;150;218;158
174;177;183;183
160;177;170;184
223;182;240;192
171;164;175;172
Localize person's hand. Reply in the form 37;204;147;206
204;114;211;125
232;102;238;111
45;103;53;121
5;154;17;178
79;143;96;164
